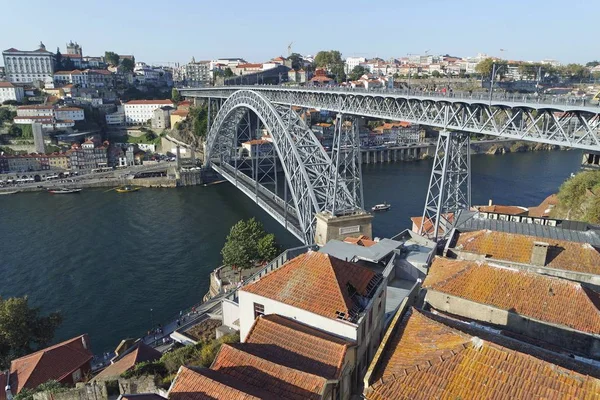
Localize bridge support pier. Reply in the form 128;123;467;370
314;212;373;247
420;130;471;241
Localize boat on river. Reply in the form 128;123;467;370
115;185;140;193
0;190;20;195
371;202;391;212
48;188;82;194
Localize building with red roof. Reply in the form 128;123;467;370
0;335;93;400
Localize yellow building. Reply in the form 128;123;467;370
170;109;189;128
48;153;70;170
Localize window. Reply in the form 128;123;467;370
253;303;264;319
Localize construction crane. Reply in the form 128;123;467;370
288;42;294;57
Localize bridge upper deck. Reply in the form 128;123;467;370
181;85;600;114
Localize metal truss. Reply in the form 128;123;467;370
185;87;600;151
204;90;359;244
326;114;364;215
420;131;471;240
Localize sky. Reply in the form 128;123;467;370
1;0;599;66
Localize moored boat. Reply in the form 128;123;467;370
115;185;140;193
371;202;391;212
48;188;82;194
0;190;20;195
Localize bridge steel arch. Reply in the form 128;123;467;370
204;89;359;244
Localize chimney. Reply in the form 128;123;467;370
530;241;549;266
488;199;493;207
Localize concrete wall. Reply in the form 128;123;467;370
425;290;600;359
314;212;373;247
221;298;240;331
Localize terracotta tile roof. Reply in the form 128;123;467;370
366;309;600;400
125;100;173;105
93;343;161;380
474;204;528;215
4;335;92;398
120;395;165;400
453;229;600;275
241;251;380;322
244;314;352;380
17;105;54;110
528;194;559;218
237;63;263;69
0;81;15;88
423;257;600;334
169;366;263;400
410;214;454;235
344;235;377;247
170;110;189;116
212;344;326;400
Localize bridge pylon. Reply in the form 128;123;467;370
420;130;471;241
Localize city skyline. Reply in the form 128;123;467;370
1;0;599;66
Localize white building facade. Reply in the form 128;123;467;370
0;81;24;103
345;57;366;73
2;43;55;83
123;100;174;125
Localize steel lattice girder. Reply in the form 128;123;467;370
420;131;471;240
185;87;600;151
204;90;358;244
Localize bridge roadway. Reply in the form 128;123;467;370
212;161;304;241
181;85;600;152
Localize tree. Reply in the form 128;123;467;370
287;53;303;70
431;70;441;78
314;50;343;70
62;57;75;71
105;51;120;66
221;218;278;269
475;58;506;78
145;131;158;142
349;65;368;81
8;124;22;137
121;58;135;73
0;296;63;369
257;234;279;262
223;68;234;78
171;88;181;104
586;61;600;67
0;108;15;124
54;49;63;71
559;63;587;81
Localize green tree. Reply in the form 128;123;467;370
349;65;368;81
559;63;587;81
431;70;441;78
145;131;158;142
54;48;63;71
475;58;506;78
0;108;15;124
287;53;303;70
586;61;600;68
105;51;120;66
0;296;63;369
171;88;181;104
223;67;234;78
8;124;22;137
121;58;135;73
62;57;75;71
257;233;279;262
221;218;276;269
314;50;346;82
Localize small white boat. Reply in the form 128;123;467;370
0;190;19;195
372;202;391;212
48;188;82;194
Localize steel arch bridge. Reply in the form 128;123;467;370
204;89;363;244
184;85;600;241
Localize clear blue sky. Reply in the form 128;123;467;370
1;0;598;66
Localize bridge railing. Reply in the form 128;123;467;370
183;84;600;110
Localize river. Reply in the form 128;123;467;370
0;150;582;353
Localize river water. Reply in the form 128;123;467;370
0;150;582;353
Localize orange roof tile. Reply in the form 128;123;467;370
169;366;263;400
366;309;600;400
212;344;326;400
423;257;600;334
244;314;352;380
241;251;380;322
344;235;377;247
4;335;92;398
93;343;161;381
453;229;600;275
0;81;15;88
528;194;559;218
170;110;189;116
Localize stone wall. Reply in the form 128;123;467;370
33;376;163;400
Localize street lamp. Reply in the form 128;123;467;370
150;308;154;329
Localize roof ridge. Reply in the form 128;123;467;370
324;254;356;316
